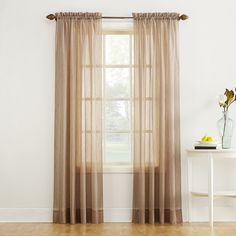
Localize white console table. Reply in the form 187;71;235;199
187;149;236;227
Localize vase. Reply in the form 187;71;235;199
217;111;234;149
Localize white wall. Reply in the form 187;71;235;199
1;0;236;222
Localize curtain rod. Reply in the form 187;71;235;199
46;14;189;21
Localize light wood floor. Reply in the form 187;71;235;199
1;223;236;236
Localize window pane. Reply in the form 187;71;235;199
105;35;130;65
105;133;131;163
105;101;130;131
105;68;130;98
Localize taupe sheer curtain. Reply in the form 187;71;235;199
53;12;103;224
132;13;182;224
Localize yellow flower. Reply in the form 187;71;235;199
218;95;227;107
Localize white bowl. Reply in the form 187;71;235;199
197;141;218;145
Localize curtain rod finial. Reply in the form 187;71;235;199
47;14;56;20
179;14;188;20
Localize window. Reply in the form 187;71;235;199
103;30;133;167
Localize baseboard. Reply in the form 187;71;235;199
104;206;236;223
189;206;236;222
104;208;132;222
0;208;53;222
0;208;131;223
2;206;236;223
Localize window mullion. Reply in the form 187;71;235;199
130;33;133;167
102;33;106;164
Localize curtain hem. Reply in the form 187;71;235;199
53;209;104;224
132;209;182;224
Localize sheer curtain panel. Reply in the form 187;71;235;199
132;13;182;224
53;12;103;224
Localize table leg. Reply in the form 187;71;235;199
208;153;213;227
188;157;192;222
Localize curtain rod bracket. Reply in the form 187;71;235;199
47;14;56;20
179;14;188;20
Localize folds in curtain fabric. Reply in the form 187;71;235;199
53;12;103;224
132;12;182;224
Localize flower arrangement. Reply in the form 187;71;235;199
218;88;236;148
218;89;236;111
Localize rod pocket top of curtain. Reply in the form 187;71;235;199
55;12;102;20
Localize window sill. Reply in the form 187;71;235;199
103;165;133;174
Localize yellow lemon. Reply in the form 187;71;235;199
206;136;215;142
